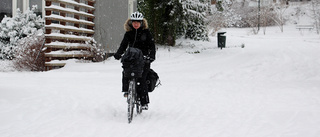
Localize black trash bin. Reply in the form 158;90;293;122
217;32;226;49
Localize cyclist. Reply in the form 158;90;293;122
114;12;156;110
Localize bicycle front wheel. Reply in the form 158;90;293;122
127;79;136;123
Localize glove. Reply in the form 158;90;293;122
144;56;155;63
114;53;121;60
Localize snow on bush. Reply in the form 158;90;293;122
0;5;44;60
87;39;105;62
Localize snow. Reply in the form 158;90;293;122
45;14;94;25
57;0;95;10
46;50;91;55
45;33;93;41
1;25;320;136
45;24;94;33
45;5;94;17
46;41;89;47
45;59;67;64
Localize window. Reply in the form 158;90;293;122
0;0;12;21
80;7;88;13
17;0;23;11
1;0;43;21
29;0;42;17
67;5;74;10
52;2;60;15
80;16;87;21
80;24;87;29
80;0;88;5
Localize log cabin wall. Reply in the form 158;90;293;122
44;0;95;70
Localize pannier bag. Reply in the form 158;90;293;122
146;69;160;92
121;47;145;78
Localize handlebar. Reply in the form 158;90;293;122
143;56;154;61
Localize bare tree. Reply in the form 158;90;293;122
310;0;320;34
271;3;289;32
14;31;45;71
207;1;241;35
260;5;277;35
208;11;225;36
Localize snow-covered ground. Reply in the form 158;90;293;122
1;25;320;137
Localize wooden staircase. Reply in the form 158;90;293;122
44;0;95;70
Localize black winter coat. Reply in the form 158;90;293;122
115;19;156;60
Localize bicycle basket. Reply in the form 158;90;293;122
121;47;145;78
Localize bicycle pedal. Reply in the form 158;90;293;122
141;105;148;110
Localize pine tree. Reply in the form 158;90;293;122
180;0;209;41
138;0;183;46
138;0;209;46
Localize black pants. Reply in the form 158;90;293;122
122;63;150;105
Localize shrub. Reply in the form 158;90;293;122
87;39;105;62
13;31;45;71
0;6;43;60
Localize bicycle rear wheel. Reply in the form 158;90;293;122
127;79;136;123
136;98;142;114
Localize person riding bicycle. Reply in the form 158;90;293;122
114;12;156;110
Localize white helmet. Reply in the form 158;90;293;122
130;12;143;21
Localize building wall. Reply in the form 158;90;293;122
94;0;137;54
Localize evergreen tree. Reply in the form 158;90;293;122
0;6;43;59
138;0;183;46
180;0;209;41
138;0;209;46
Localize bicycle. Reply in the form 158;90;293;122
127;72;142;123
122;54;154;123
